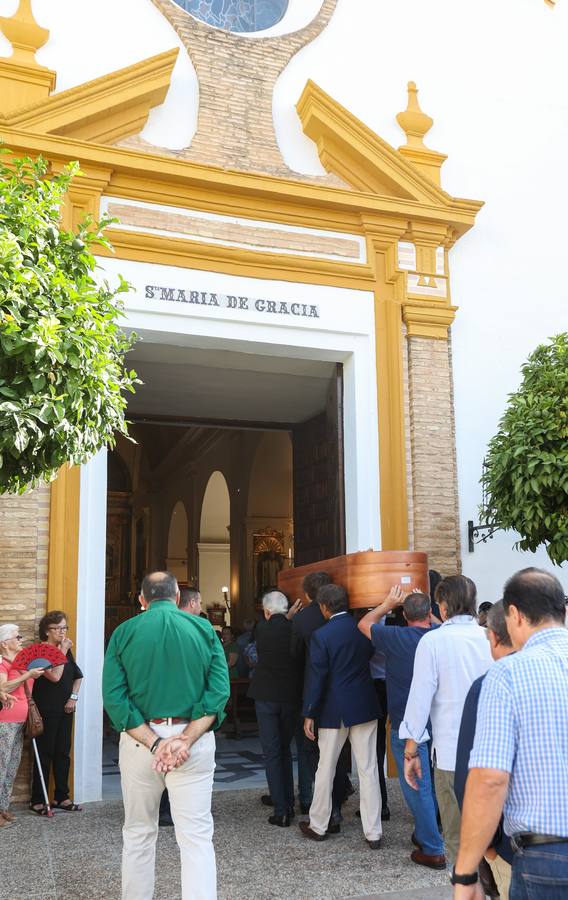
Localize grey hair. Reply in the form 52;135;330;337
0;624;18;644
262;591;289;615
403;592;431;622
486;600;513;647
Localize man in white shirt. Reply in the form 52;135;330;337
399;575;491;866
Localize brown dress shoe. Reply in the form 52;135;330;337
299;820;327;842
410;849;446;870
1;811;15;822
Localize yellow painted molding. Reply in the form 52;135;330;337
403;302;458;339
364;222;410;551
298;80;446;202
50;160;113;231
47;466;81;644
1;49;179;145
0;0;56;113
0;126;483;239
97;228;375;291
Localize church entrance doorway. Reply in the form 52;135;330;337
104;342;346;641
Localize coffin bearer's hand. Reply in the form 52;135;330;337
286;599;302;620
385;585;404;609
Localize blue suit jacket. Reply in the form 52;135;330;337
303;612;380;728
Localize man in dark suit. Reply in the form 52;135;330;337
248;591;301;826
292;571;349;827
299;584;382;849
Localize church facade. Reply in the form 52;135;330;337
0;0;566;802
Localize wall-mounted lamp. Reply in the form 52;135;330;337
221;586;230;611
467;521;500;553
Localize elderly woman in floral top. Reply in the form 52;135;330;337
0;624;46;827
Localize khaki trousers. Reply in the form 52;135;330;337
119;727;216;900
309;720;382;841
434;767;461;867
488;853;512;898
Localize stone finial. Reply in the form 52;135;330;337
396;81;433;150
396;81;447;187
0;0;56;113
0;0;50;65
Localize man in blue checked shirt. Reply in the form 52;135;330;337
453;568;568;900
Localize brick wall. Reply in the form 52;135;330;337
126;0;346;184
0;484;50;802
406;335;461;575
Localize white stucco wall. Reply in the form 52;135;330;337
1;0;565;594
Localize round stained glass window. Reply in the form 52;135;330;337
172;0;289;33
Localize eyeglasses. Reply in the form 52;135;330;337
15;635;23;640
48;625;68;632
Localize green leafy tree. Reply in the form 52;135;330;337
0;152;137;494
482;333;568;565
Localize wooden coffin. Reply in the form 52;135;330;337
277;550;429;609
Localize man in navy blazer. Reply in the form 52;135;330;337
299;584;382;848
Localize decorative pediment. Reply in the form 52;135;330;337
0;48;178;144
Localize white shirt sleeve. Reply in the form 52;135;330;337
398;633;437;743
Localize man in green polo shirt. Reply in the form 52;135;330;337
103;571;230;900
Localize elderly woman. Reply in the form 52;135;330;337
30;611;83;814
248;591;301;826
0;624;45;826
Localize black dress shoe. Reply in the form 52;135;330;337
381;805;391;821
326;821;341;835
159;813;174;827
300;803;311;815
366;838;382;849
299;820;327;841
261;794;274;807
268;814;290;827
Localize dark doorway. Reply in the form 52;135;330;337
292;363;346;566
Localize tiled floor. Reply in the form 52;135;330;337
103;731;268;799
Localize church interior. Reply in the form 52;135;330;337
104;339;346;640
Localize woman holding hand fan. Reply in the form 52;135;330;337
0;624;47;826
30;611;84;814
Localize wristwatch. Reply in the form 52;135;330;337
450;868;478;886
69;692;79;701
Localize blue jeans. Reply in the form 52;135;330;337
510;842;568;899
255;700;297;817
390;732;444;856
294;717;313;807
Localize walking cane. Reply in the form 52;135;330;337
32;738;54;818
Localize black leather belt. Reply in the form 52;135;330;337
511;833;568;851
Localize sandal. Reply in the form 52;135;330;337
53;800;82;812
29;803;48;816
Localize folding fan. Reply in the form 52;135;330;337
12;643;67;671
